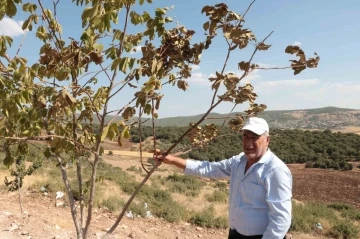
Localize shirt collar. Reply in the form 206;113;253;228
256;148;272;164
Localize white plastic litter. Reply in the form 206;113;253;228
55;191;65;199
126;211;134;218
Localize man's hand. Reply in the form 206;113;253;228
153;150;186;170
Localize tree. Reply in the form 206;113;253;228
0;0;320;238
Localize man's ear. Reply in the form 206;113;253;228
266;135;270;143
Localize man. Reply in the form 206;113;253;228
155;117;292;239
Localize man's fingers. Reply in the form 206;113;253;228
149;148;162;155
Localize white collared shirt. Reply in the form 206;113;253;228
184;149;292;239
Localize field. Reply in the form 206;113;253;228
0;138;359;238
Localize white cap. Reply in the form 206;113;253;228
241;117;269;135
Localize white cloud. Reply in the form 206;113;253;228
190;65;200;71
249;78;360;111
130;46;142;54
187;72;213;86
0;17;26;37
257;78;320;89
243;69;261;82
293;41;302;46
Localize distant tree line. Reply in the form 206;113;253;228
129;126;360;170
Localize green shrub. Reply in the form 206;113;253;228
214;181;229;192
101;196;124;212
189;205;228;229
290;201;336;233
328;203;352;211
165;173;206;197
129;201;147;217
341;209;360;222
326;221;359;239
213;216;229;229
305;161;314;168
150;175;165;187
206;190;228;203
328;203;360;221
126;165;142;174
108;151;113;155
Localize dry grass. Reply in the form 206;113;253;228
334;126;360;135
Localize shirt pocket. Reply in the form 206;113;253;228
243;182;268;208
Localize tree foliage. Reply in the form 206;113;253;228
0;0;319;238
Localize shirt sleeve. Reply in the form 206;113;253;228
262;166;293;239
184;156;238;180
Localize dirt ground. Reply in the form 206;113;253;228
0;190;230;239
288;164;360;209
0;190;323;239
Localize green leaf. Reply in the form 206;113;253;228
142;84;155;94
139;0;144;5
144;103;151;115
22;19;32;31
119;57;129;74
18;142;29;155
93;43;104;52
43;148;51;158
6;0;17;18
111;58;121;71
107;123;119;141
121;126;131;139
23;3;37;13
101;125;109;142
4;155;14;167
99;146;104;156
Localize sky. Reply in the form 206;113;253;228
1;0;360;118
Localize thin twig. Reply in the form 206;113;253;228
151;99;157;158
106;96;137;126
243;0;256;19
17;176;23;214
14;32;27;59
255;66;291;70
100;63;113;82
221;103;238;127
138;106;149;173
38;0;62;50
108;72;136;100
211;41;232;106
238;31;274;82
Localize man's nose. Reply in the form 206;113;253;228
244;140;254;145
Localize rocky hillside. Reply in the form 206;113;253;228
108;106;360;130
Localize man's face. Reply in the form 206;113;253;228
242;130;270;162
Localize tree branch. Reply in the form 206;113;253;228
238;31;274;82
38;0;62;50
84;4;132;237
55;154;82;238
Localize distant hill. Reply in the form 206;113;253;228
105;106;360;130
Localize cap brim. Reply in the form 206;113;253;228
241;126;266;135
